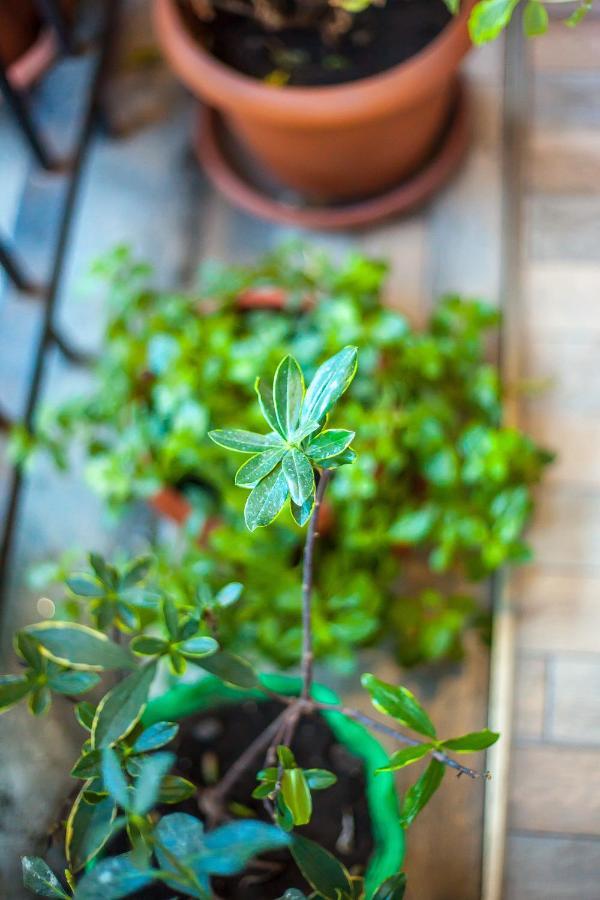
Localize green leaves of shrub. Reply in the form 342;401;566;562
0;633;101;718
210;347;358;531
22;858;69;899
362;674;436;739
23;622;133;671
253;745;336;829
66;553;157;632
131;597;218;675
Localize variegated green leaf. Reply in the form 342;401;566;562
235;447;286;488
282;449;315;506
300;346;357;426
208;429;283;454
273;355;304;438
306;429;355;461
244;465;289;531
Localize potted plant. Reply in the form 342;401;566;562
149;0;591;224
3;348;498;899
13;244;552;669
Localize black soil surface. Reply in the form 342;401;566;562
125;698;374;898
180;0;451;86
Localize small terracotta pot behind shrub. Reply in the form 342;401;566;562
153;0;473;202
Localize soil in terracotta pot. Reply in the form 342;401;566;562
123;698;374;898
179;0;451;87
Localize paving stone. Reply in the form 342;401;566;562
526;195;600;262
513;655;546;741
512;568;600;654
509;745;600;834
550;657;600;744
523;262;600;338
505;833;600;900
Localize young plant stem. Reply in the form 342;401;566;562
301;469;330;700
203;708;289;814
313;701;485;780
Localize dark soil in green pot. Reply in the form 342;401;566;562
136;674;405;897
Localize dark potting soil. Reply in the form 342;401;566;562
126;699;374;898
179;0;451;87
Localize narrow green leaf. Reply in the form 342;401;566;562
25;622;133;671
66;575;105;598
158;774;196;804
196;649;258;688
282;449;315;506
361;673;437;739
47;670;100;695
301;346;358;426
66;789;117;872
273;355;304;438
75;701;96;732
292;419;321;444
154;813;209;897
306;429;355;461
73;853;155;899
442;728;500;752
162;597;179;640
178;636;219;659
523;0;548;36
200;820;291;875
400;760;445;828
102;748;131;810
92;663;156;748
255;376;284;437
388;506;437;544
121;555;152;588
304;769;337;790
208;428;283;454
71;749;102;780
468;0;519;44
244;465;289;531
291;834;353;900
132;721;179;754
133;751;174;815
235;447;286;488
291;496;314;527
214;582;243;608
372;872;407;900
375;744;432;774
277;745;297;769
21;857;69;898
0;674;30;713
130;636;167;657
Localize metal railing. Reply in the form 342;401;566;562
0;0;119;616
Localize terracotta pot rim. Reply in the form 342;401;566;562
6;27;57;91
196;81;469;229
153;0;474;126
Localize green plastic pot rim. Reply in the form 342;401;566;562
144;672;405;896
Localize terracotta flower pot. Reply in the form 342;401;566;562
153;0;474;202
0;0;58;91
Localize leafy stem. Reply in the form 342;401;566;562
301;469;330;700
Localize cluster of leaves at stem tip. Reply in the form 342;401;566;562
13;243;553;670
208;345;358;530
7;350;498;900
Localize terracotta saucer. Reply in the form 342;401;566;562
195;79;469;231
7;29;57;92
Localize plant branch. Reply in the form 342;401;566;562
301;469;330;700
202;707;289;816
313;701;487;780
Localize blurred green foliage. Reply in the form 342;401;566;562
15;243;552;667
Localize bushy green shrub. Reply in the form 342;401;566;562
14;244;552;667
